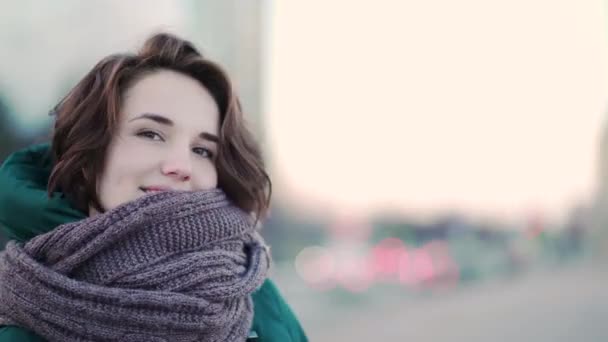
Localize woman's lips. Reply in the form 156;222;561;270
140;186;170;193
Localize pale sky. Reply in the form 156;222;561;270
266;0;608;222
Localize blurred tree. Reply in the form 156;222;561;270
369;215;418;245
262;206;326;261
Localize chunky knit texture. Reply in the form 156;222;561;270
0;189;269;342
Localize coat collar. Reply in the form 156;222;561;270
0;143;86;242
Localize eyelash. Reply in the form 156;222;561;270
137;130;163;141
136;130;214;158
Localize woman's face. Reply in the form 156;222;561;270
92;69;220;215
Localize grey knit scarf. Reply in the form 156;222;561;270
0;189;269;342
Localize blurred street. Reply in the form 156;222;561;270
279;261;608;341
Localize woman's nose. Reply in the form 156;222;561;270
160;152;192;182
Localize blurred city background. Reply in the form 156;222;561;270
1;0;608;340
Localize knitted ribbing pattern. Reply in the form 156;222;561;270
0;189;269;342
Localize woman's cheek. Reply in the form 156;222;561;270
190;163;217;190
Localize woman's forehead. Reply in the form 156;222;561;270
121;70;220;133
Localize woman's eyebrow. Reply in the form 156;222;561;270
200;132;219;143
129;113;173;126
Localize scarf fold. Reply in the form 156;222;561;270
0;189;269;342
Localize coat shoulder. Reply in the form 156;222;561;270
251;279;308;342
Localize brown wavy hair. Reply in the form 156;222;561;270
48;33;271;220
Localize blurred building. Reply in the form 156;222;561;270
591;111;608;257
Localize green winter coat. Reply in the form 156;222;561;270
0;143;307;342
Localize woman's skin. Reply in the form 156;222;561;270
91;69;220;216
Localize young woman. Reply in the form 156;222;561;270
0;33;307;342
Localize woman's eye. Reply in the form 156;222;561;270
193;147;214;158
137;130;163;141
